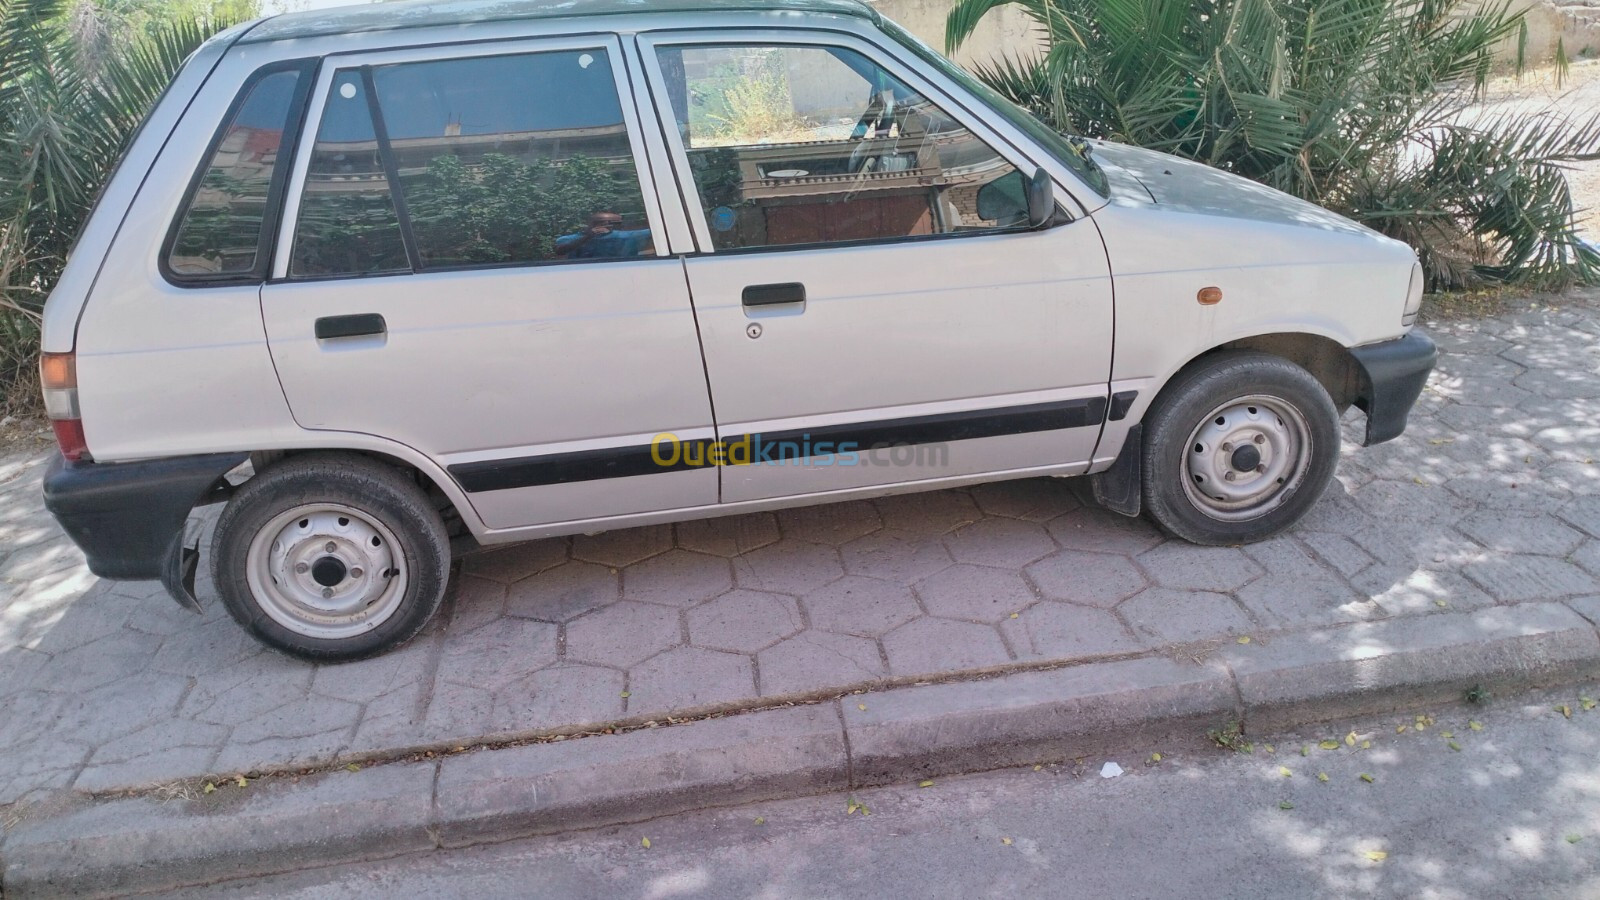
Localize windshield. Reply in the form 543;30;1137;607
877;18;1109;199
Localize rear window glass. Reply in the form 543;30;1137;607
167;69;303;278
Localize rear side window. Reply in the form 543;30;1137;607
289;48;653;278
165;64;311;281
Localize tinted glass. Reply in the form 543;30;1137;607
373;50;650;268
290;71;409;277
168;69;301;277
290;49;652;277
657;45;1029;252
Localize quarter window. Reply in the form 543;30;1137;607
289;48;652;278
167;67;305;279
656;44;1031;252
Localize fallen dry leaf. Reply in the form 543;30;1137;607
641;837;651;849
1359;773;1375;783
1366;850;1388;862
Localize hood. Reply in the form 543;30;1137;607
1088;141;1376;239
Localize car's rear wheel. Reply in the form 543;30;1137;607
212;453;450;661
1141;352;1340;545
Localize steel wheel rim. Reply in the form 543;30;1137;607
244;503;408;639
1181;394;1312;522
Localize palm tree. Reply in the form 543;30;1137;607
946;0;1600;289
0;0;238;411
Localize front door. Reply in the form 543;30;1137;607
261;37;715;531
637;33;1114;503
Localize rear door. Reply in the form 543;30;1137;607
636;32;1114;503
261;36;714;531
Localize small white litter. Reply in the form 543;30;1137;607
1100;761;1124;779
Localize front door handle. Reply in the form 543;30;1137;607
742;283;806;307
315;314;386;340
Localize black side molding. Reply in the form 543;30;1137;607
449;396;1110;494
1349;330;1438;446
43;451;246;585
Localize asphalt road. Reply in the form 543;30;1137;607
185;687;1600;899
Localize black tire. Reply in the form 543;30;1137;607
211;453;450;662
1141;351;1340;545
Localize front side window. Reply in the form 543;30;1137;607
167;67;305;279
656;44;1033;252
290;47;652;278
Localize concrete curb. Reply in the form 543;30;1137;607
6;601;1600;897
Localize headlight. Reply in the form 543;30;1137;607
1402;262;1423;327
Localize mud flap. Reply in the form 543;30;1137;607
1089;423;1142;517
158;522;204;613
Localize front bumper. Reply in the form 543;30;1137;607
1349;330;1438;446
42;451;246;608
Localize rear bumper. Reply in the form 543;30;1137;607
1350;330;1438;446
42;451;246;581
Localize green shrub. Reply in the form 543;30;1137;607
0;0;241;416
948;0;1600;289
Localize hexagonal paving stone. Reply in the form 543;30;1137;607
1575;541;1600;578
1458;510;1587;556
505;560;619;622
1297;532;1376;578
1559;497;1600;539
757;632;887;696
881;618;1010;674
624;646;755;713
916;564;1036;622
802;575;921;637
450;575;508;634
1025;549;1147;609
1135;544;1263;593
777;501;883;545
1460;555;1597;603
26;631;159;694
732;540;844;595
622;550;734;607
460;538;569;584
1119;588;1254;644
434;617;559;690
840;529;953;583
999;601;1143;660
492;664;625;730
872;490;981;534
688;590;803;653
572;524;673;568
1361;567;1496;616
674;513;780;557
1045;507;1164;555
968;477;1082;521
563;601;680;668
1351;478;1476;524
943;517;1056;569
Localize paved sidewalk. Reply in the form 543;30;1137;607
2;290;1599;808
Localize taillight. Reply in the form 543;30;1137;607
40;351;88;462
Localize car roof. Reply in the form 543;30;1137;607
239;0;880;44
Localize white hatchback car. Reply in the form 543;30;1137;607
41;0;1436;660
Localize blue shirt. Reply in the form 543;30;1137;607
555;228;651;259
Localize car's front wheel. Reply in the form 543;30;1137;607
1141;352;1340;545
211;453;451;662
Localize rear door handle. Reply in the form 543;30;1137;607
742;283;806;307
315;314;386;340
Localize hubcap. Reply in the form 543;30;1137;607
1181;395;1311;521
244;504;408;639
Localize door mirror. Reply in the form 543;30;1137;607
976;168;1056;230
1027;167;1054;229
